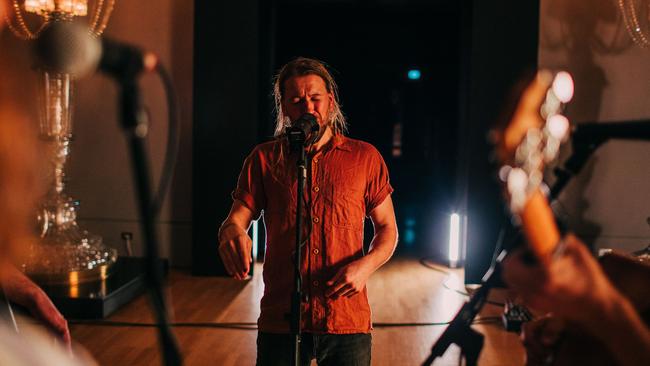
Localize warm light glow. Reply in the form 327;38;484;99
449;213;460;266
69;271;79;297
547;114;570;140
100;265;108;280
25;0;88;16
498;165;512;183
73;1;88;16
25;0;55;13
552;71;574;103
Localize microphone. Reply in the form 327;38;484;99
557;119;650;182
287;113;320;150
572;120;650;145
34;21;158;81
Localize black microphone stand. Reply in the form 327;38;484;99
421;142;600;366
289;136;307;366
118;80;182;366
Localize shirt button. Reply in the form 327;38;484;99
313;280;319;287
313;186;320;193
313;248;320;255
313;217;319;223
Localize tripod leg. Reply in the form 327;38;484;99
460;328;484;366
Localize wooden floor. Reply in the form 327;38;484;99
69;258;524;365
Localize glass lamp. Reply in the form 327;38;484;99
5;0;117;284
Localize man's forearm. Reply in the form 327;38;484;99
218;220;247;242
360;225;398;272
218;201;254;243
593;294;650;366
217;216;252;242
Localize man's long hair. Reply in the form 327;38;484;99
273;57;347;137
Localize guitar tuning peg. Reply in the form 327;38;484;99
552;71;574;103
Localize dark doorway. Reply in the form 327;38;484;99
273;1;462;259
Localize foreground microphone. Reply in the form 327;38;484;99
287;113;320;151
34;21;158;81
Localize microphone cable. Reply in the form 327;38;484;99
150;62;181;217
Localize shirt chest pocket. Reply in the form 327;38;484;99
264;175;296;227
325;166;365;231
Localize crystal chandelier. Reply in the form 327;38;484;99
5;0;117;285
25;0;88;16
618;0;650;48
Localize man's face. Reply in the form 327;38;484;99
281;74;334;129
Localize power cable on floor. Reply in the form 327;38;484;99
419;258;506;307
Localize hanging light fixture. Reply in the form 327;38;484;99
6;0;113;39
5;0;117;285
24;0;88;17
618;0;650;48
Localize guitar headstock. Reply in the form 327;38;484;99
494;71;574;262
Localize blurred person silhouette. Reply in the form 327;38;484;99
0;1;93;364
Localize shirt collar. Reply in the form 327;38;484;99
332;134;352;152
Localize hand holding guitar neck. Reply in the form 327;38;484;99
497;71;650;366
494;70;572;262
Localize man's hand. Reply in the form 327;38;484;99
521;316;565;366
2;266;71;349
326;259;374;299
501;234;619;327
218;201;255;280
324;196;398;299
218;223;252;280
503;234;650;366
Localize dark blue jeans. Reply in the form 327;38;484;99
256;332;372;366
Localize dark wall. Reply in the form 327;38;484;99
460;0;539;283
193;1;261;275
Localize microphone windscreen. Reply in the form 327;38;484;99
34;21;101;77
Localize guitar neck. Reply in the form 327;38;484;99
520;188;560;264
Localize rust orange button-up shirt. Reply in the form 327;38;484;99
232;135;393;334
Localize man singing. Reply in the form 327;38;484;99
218;57;398;365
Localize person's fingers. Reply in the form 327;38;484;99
329;283;351;299
219;243;239;276
325;271;345;297
224;239;246;276
235;236;252;276
218;244;233;275
342;287;359;298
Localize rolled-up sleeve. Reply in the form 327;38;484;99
365;147;393;216
232;148;266;218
